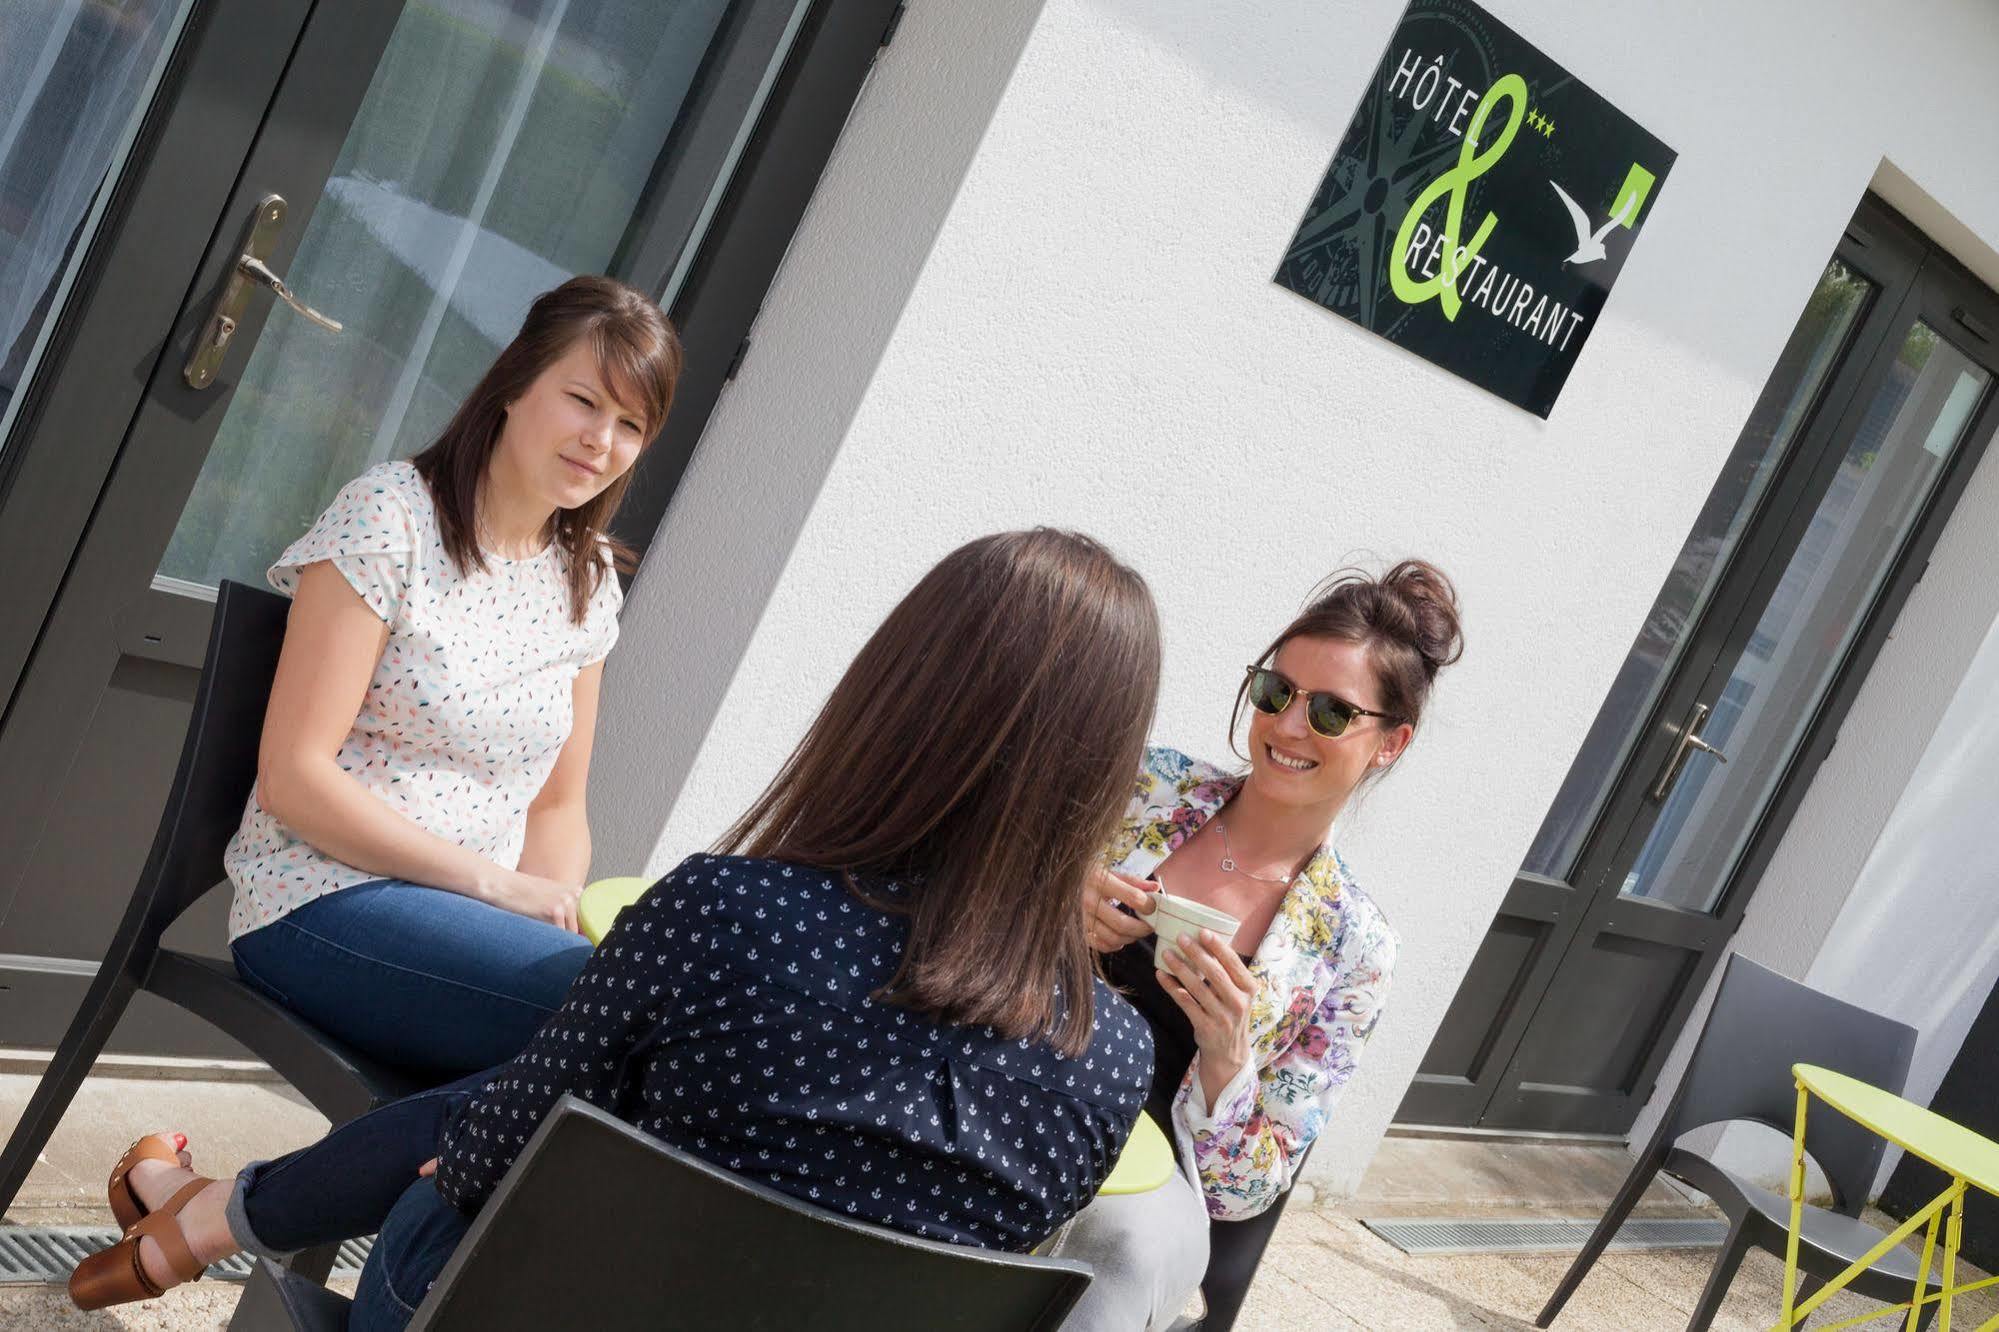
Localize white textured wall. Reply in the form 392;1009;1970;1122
596;0;1999;1198
590;0;1054;869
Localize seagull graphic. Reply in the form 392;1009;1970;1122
1548;180;1637;265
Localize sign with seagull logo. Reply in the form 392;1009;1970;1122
1275;0;1674;417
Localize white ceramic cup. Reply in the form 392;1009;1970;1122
1149;891;1242;966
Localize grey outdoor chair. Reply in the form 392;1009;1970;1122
0;580;426;1277
235;1094;1094;1331
1535;955;1938;1331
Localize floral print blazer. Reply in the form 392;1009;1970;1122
1103;746;1398;1220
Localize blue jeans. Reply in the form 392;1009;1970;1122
231;879;592;1075
352;1177;474;1328
226;1072;485;1331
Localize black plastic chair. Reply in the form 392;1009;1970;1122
238;1094;1094;1331
1536;955;1938;1331
0;581;427;1239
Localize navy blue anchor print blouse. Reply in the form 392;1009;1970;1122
434;855;1154;1250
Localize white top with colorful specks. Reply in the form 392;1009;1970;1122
222;461;621;941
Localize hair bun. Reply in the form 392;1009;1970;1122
1378;559;1464;675
1256;556;1463;742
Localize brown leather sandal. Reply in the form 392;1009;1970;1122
68;1176;212;1311
105;1131;188;1232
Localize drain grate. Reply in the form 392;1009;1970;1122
0;1227;371;1284
1361;1216;1728;1256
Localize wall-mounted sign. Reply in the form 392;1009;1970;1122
1275;0;1675;418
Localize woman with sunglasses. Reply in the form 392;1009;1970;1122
1051;559;1464;1330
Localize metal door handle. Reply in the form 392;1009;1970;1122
1650;700;1730;802
1685;732;1727;762
183;194;342;388
235;256;342;332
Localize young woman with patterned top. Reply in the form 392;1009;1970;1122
1049;560;1465;1330
222;276;683;1075
71;529;1160;1326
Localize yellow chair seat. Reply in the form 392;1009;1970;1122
1100;1112;1175;1196
578;875;651;945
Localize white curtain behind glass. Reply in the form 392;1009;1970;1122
159;0;730;589
0;0;180;402
1807;553;1999;1191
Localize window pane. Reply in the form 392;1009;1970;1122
0;0;190;447
1624;322;1990;911
1519;259;1875;878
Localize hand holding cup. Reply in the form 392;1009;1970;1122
1158;927;1260;1090
1084;868;1157;954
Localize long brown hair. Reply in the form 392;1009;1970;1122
1233;558;1464;766
719;530;1160;1056
412;275;683;623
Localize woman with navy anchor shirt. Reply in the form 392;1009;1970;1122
73;529;1159;1324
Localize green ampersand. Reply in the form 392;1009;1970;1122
1390;72;1528;320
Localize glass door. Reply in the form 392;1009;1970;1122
1403;199;1999;1132
159;0;805;592
1616;320;1990;913
1519;259;1879;881
1483;288;1995;1133
0;0;899;1054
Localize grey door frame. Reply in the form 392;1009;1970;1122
0;0;901;1050
1401;197;1999;1132
0;0;326;726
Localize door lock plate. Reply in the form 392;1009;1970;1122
1650;700;1731;803
182;194;341;389
183;195;287;389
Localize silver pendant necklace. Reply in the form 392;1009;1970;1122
1217;816;1295;885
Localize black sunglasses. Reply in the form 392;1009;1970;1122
1243;665;1392;739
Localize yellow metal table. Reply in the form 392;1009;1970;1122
1774;1063;1999;1331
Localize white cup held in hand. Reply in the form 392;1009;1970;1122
1149;891;1241;966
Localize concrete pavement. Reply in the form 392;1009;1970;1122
4;1066;1991;1329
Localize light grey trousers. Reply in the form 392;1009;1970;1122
1048;1138;1211;1330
